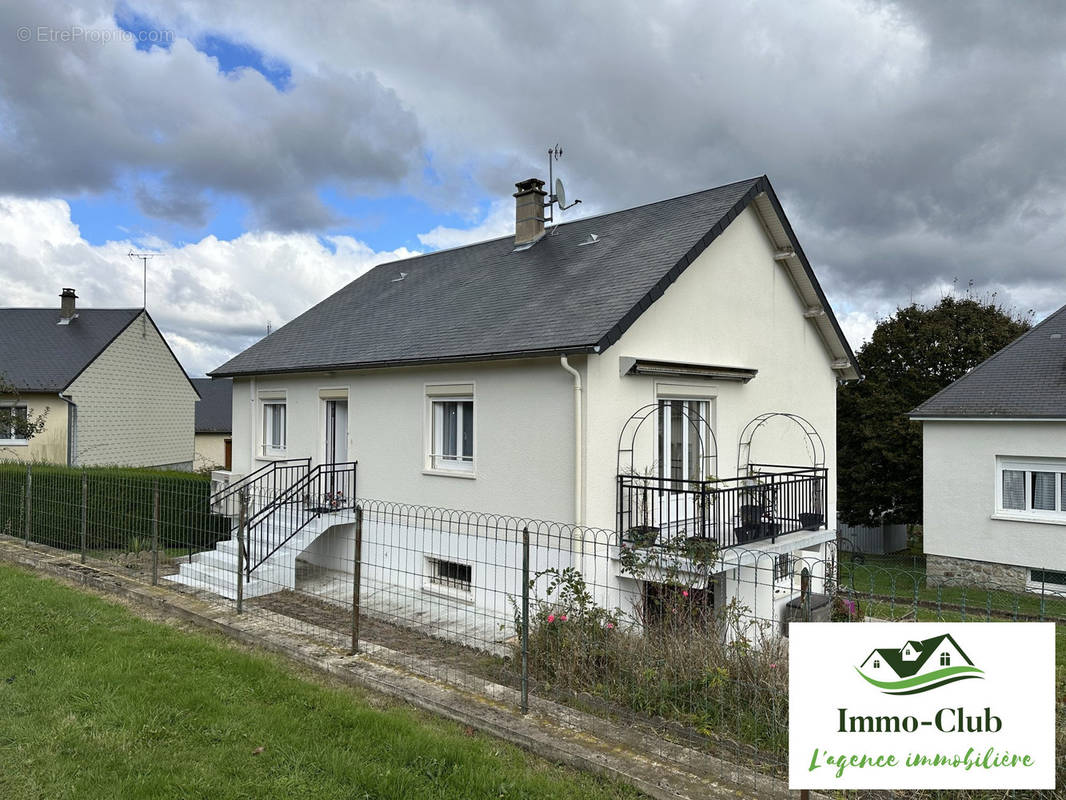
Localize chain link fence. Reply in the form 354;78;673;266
1;462;1062;798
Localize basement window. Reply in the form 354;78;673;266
426;557;472;594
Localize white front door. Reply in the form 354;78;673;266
324;400;348;464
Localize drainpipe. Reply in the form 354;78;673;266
559;356;583;569
57;393;76;466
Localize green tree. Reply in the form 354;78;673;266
838;295;1032;526
0;374;48;444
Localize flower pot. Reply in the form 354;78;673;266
740;504;764;525
624;525;659;547
798;512;824;531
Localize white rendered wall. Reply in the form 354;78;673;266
583;205;840;531
231;358;576;522
922;421;1066;572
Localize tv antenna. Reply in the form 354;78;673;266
128;251;161;336
545;144;581;225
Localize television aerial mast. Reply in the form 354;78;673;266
544;144;581;226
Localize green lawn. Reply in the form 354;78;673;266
839;552;1066;620
0;564;642;800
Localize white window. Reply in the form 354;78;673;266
263;401;287;454
996;458;1066;521
658;398;710;482
0;405;29;444
428;391;474;472
427;557;472;592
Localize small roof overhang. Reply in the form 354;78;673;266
619;356;757;383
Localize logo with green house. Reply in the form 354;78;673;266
856;634;984;695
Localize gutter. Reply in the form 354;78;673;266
56;393;76;466
559;356;584;540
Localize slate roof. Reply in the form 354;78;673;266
192;378;232;433
212;176;858;378
910;303;1066;418
0;308;141;392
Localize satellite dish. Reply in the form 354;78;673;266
555;178;566;210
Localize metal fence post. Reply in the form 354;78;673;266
236;490;247;614
351;505;363;655
80;471;88;564
151;480;160;585
23;464;31;545
521;525;530;714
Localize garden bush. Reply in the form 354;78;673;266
0;462;229;553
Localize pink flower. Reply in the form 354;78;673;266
547;614;555;623
560;614;568;622
606;622;615;629
769;663;777;669
682;590;689;598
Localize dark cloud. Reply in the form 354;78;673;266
4;0;1066;354
0;1;423;231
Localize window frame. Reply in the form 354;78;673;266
656;396;712;483
995;457;1066;523
424;384;475;477
423;556;474;603
261;400;288;457
0;405;30;446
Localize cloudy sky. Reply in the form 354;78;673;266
2;0;1064;375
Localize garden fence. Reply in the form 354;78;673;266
1;462;1062;799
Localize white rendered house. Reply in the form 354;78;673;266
172;175;859;638
911;304;1066;593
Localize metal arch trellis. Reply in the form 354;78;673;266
616;402;718;479
736;412;825;475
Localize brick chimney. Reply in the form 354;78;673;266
58;288;78;324
513;178;547;246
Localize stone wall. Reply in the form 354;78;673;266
926;553;1029;591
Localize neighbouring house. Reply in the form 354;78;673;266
192;378;233;471
910;304;1066;593
0;289;199;469
174;175;859;640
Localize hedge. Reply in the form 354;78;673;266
0;462;230;554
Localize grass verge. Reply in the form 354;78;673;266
0;564;642;800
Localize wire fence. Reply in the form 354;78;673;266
1;461;1062;799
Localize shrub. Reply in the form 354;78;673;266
0;462;228;553
830;593;864;622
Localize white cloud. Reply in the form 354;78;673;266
0;196;418;376
417;199;513;250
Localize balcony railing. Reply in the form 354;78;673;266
616;464;828;549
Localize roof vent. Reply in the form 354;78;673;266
391;272;408;283
1051;333;1062;340
578;233;599;246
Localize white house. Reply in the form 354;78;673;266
911;304;1066;593
0;289;199;469
172;175;859;641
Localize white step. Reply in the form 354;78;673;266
166;509;355;600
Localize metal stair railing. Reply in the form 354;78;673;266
210;457;311;520
243;461;358;577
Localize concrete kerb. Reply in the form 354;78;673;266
0;536;819;800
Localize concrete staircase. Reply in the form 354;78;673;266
166;511;350;600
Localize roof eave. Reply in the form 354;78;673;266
208;344;601;379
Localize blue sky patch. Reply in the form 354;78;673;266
113;3;174;52
194;33;292;91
